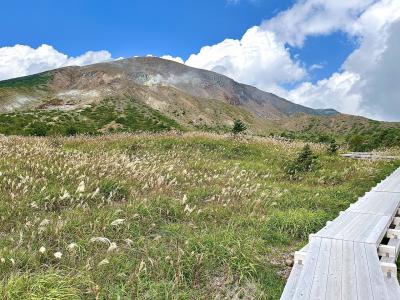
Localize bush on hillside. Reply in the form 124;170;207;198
327;139;339;155
232;119;246;136
29;122;48;137
285;144;318;179
347;135;369;152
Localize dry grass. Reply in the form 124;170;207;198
0;132;398;299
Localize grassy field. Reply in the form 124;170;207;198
0;132;398;299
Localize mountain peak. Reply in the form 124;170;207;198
0;56;340;133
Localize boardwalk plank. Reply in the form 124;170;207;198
309;238;332;300
281;263;304;300
365;243;389;300
354;242;374;300
293;237;322;299
325;239;343;300
282;167;400;300
341;241;357;300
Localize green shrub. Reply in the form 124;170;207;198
327;139;339;155
64;126;78;136
1;271;93;300
232;119;246;135
29;123;48;137
266;209;327;239
285;144;318;179
347;135;369;152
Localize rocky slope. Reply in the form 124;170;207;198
0;57;341;134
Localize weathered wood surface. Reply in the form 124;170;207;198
281;167;400;300
342;153;399;160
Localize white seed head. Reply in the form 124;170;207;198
107;242;118;252
39;219;50;227
110;219;125;226
67;243;78;251
124;238;134;246
90;237;110;244
98;258;109;266
76;181;85;193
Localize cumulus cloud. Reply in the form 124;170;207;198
2;0;400;120
284;71;365;116
263;0;375;46
0;44;112;81
172;0;400;120
286;0;400;120
185;26;306;91
161;55;185;64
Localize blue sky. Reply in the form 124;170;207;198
1;0;354;83
0;0;399;121
1;0;292;58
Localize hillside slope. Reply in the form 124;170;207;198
1;56;399;143
0;57;339;135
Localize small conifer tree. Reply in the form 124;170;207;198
232;119;246;136
327;139;339;155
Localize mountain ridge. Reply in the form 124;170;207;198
0;57;338;119
2;56;399;142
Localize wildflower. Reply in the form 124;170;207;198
10;258;15;265
39;246;46;254
54;252;63;259
110;219;125;226
76;181;85;193
1;258;5;263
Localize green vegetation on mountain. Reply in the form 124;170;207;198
0;98;181;136
277;115;400;151
0;71;52;90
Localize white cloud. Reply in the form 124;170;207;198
2;0;400;120
284;71;365;116
161;55;184;64
185;26;307;92
176;0;400;120
286;0;400;120
263;0;375;46
0;44;112;81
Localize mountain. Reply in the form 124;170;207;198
1;56;388;137
1;57;338;116
1;56;399;148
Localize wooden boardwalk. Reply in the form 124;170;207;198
281;167;400;300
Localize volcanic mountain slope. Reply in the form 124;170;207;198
0;57;343;135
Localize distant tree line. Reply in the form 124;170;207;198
274;127;400;152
